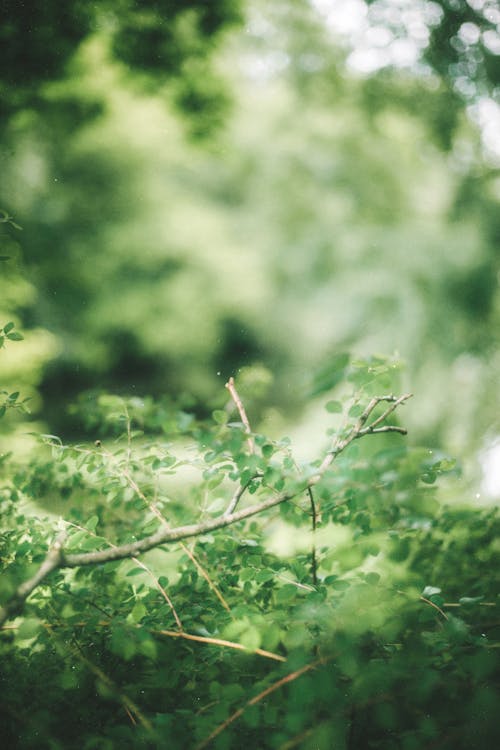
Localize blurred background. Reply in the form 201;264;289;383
1;0;499;492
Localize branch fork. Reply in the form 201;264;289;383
0;391;412;627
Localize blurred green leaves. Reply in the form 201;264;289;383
1;1;499;456
1;0;242;130
1;3;499;746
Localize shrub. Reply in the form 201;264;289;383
0;345;498;749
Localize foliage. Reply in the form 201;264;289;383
0;215;58;442
364;0;500;100
0;0;242;133
0;321;29;420
1;0;499;457
1;345;498;749
2;4;499;744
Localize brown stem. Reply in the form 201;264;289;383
195;656;330;749
225;376;254;453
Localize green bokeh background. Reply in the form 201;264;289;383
1;0;499;481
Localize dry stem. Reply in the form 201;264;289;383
225;376;255;453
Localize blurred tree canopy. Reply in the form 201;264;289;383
1;0;499;466
0;0;242;132
365;0;500;98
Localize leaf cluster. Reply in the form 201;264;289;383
0;0;242;134
0;322;30;420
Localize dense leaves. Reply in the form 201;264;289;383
364;0;500;100
1;352;498;749
0;0;242;129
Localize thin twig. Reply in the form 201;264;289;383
307;487;318;587
279;728;315;750
225;376;254;453
276;575;315;592
420;595;449;621
224;473;261;516
130;556;184;630
314;393;412;479
195;656;329;750
155;629;286;662
181;543;231;613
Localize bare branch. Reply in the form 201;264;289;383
224;473;261;516
225;376;254;453
63;491;301;567
0;393;412;626
64;394;411;567
364;425;407;435
359;393;412;432
313;393;412;479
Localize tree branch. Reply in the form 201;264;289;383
314;393;412;478
0;393;412;626
63;491;302;567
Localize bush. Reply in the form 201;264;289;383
0;345;498;749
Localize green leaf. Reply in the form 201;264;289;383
421;471;437;484
96;679;115;699
348;404;363;417
422;586;441;598
17;618;41;640
436;458;457;472
310;352;350;396
127;601;147;624
6;331;24;341
255;569;274;584
212;409;228;425
331;578;350;591
138;636;157;659
207;474;224;490
126;567;146;577
240;625;262;651
262;623;282;651
67;530;88;548
240;568;256;582
3;322;15;333
325;400;342;413
206;496;225;513
458;596;484;606
60;670;79;690
262;443;275;458
85;515;99;532
276;584;298;602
